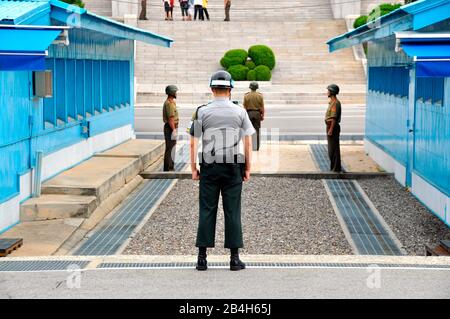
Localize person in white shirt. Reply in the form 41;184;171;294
193;0;203;20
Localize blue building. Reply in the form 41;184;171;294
328;0;450;226
0;0;172;233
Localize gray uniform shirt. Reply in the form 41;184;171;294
190;97;255;164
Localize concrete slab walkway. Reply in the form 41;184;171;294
0;139;164;257
250;143;380;173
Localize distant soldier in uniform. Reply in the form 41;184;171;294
189;71;255;271
243;81;265;151
163;85;179;171
224;0;231;21
325;84;342;172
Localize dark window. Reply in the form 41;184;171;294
416;77;444;105
42;58;131;129
368;66;409;97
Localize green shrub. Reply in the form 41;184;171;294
254;65;271;81
228;65;249;81
367;3;402;22
220;49;248;69
245;60;256;70
247;69;257;81
61;0;85;8
248;45;276;70
353;15;368;29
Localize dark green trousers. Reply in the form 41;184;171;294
196;163;244;249
247;110;261;151
327;123;342;172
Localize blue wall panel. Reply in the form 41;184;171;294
88;107;133;137
55;58;66;123
75;59;85;118
366;91;409;165
0;71;31;202
84;60;93;116
66;59;76;121
1;27;135;206
414;78;450;195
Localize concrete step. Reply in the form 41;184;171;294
41;157;142;202
41;139;164;204
95;139;164;171
21;195;98;221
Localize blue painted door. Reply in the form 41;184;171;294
0;71;32;202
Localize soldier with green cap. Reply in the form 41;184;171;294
163;85;179;171
325;84;342;172
189;70;255;271
243;81;265;151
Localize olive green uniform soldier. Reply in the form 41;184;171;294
163;85;179;171
325;84;342;172
190;71;255;271
243;81;265;151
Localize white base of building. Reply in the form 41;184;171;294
412;173;450;226
364;138;406;186
365;138;450;227
0;125;133;234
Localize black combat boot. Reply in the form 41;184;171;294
196;247;208;271
230;248;246;271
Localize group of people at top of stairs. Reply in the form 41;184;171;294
161;71;344;271
162;0;232;21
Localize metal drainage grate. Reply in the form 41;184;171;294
73;145;189;256
326;179;403;256
97;262;450;270
0;260;89;272
310;144;331;171
310;144;402;255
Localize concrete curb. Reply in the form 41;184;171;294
1;254;450;268
136;133;365;142
140;171;393;180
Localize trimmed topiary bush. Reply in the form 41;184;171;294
61;0;85;8
228;65;249;81
352;3;401;29
353;15;368;29
248;45;276;70
367;3;402;23
245;60;256;70
220;49;248;69
254;65;271;81
247;69;257;81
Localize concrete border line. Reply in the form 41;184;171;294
115;179;179;255
352;180;408;255
2;255;450;265
140;171;393;180
322;180;360;255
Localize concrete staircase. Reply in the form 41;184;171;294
133;0;366;107
142;0;334;21
83;0;112;17
20;140;164;221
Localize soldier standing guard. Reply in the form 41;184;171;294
243;81;265;151
189;71;255;271
163;85;179;171
325;84;342;172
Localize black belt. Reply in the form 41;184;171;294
199;153;245;165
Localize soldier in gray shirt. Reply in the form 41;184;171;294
189;71;255;271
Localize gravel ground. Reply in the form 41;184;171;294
359;177;450;256
124;178;353;255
